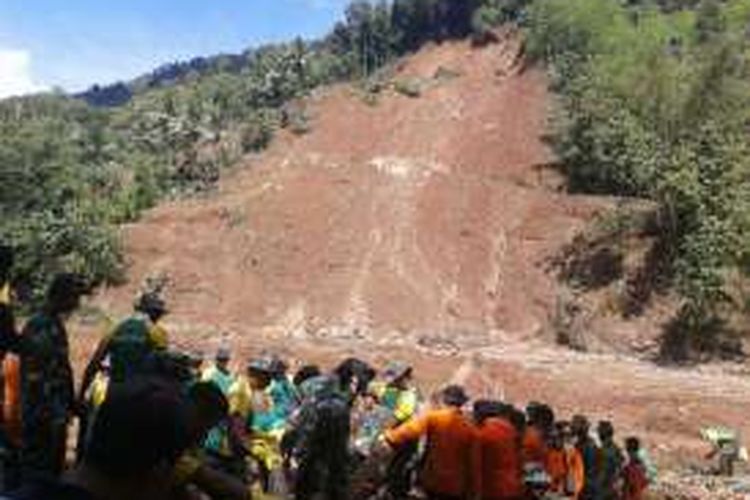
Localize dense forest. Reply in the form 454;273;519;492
4;0;750;353
527;0;750;355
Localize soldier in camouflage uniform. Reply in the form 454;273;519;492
18;273;87;479
283;374;351;500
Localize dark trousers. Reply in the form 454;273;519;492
0;427;21;492
295;448;349;500
21;418;67;480
386;441;419;498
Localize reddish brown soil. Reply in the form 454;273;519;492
99;35;605;337
86;36;750;485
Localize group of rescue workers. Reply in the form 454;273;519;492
0;245;656;500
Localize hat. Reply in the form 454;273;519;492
299;375;338;400
442;384;469;407
215;348;231;362
383;361;412;383
247;358;274;375
267;355;288;376
134;292;167;316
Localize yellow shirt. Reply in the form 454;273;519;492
0;283;11;306
228;376;253;418
149;322;169;350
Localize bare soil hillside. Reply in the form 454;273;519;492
99;35;607;339
86;36;750;486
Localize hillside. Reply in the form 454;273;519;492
97;35;604;341
79;32;750;483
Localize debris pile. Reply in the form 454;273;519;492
652;471;750;499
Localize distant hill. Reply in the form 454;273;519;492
75;52;251;107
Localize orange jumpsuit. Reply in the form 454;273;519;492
2;353;21;447
522;426;548;465
473;417;524;500
386;407;476;497
547;445;584;498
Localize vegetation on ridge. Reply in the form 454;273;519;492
526;0;750;357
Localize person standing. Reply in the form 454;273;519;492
385;385;475;500
473;401;524;500
621;437;649;500
377;362;420;498
202;348;235;394
571;415;599;500
596;421;624;500
8;377;193;500
201;348;245;479
79;291;169;399
286;375;351;500
18;273;88;479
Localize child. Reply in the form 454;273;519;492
621;437;649;500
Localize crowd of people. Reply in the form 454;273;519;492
0;245;658;499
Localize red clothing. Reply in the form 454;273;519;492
3;354;21;447
473;417;524;500
386;407;476;497
522;426;547;465
622;460;648;500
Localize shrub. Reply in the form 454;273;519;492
394;78;423;98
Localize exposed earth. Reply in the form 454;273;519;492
76;34;750;496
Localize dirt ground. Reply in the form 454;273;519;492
84;34;750;492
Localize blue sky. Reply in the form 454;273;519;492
0;0;350;97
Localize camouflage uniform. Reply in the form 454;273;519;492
18;313;74;478
287;376;351;500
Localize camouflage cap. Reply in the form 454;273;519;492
382;361;412;383
246;358;274;375
299;374;338;400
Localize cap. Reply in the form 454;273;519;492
247;358;274;375
134;292;167;316
383;361;412;383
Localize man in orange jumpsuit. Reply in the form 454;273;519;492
546;421;584;498
473;401;524;500
385;385;475;500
